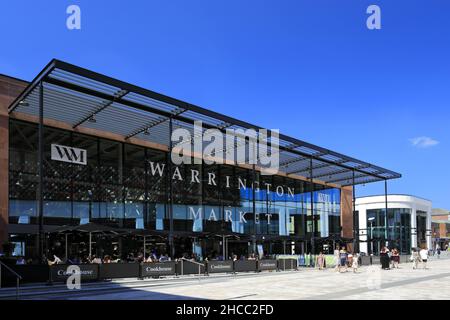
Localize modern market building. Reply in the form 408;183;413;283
355;195;432;255
0;59;401;261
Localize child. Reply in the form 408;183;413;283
411;248;420;270
352;253;360;273
391;248;400;269
316;252;326;270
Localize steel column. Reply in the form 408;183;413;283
384;179;388;245
252;162;256;255
222;235;226;260
352;169;356;252
38;81;44;259
168;117;175;259
310;156;315;261
89;232;92;257
143;236;146;260
65;233;68;260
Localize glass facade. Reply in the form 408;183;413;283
9;119;341;240
366;208;411;253
416;211;427;247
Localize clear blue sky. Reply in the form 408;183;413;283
1;1;449;208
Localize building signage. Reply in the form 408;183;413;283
141;262;176;277
50;264;98;281
317;192;330;203
148;160;310;227
207;260;234;273
258;260;278;271
51;144;87;165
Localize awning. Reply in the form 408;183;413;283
50;222;125;235
8;59;401;187
314;234;354;243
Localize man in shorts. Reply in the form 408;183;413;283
339;247;348;272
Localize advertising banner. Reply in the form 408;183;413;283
258;259;278;271
50;264;99;282
141;262;176;277
207;260;234;274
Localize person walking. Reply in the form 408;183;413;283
351;252;360;273
347;252;353;268
411;248;420;269
339;247;348;273
419;246;429;269
380;246;390;270
316;252;326;270
391;248;400;269
333;246;340;272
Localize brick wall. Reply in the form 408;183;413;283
0;75;27;249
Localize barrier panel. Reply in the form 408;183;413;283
206;260;234;274
371;256;380;265
277;259;297;271
0;264;49;287
99;263;140;280
141;262;176;278
361;256;371;266
233;260;257;272
257;259;278;271
176;259;205;275
14;265;49;283
400;255;411;263
50;264;99;283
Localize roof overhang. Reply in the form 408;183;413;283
8;59;401;187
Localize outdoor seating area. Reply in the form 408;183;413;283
0;256;294;287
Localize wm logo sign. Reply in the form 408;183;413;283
51;144;87;165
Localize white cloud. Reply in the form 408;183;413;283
409;136;439;148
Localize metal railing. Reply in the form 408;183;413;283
0;261;23;299
179;258;204;276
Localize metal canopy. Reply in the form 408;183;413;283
8;59;401;187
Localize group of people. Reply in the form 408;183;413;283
44;250;172;265
311;247;361;272
380;247;401;270
432;243;448;258
330;247;360;273
410;247;430;270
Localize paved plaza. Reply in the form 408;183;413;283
59;256;450;300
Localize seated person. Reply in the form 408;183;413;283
47;254;63;266
126;253;136;263
159;254;169;262
16;256;26;265
90;255;102;264
103;255;111;264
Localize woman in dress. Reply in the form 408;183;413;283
351;252;360;273
316;252;326;270
411;248;421;269
333;246;340;272
391;248;400;269
380;246;390;270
